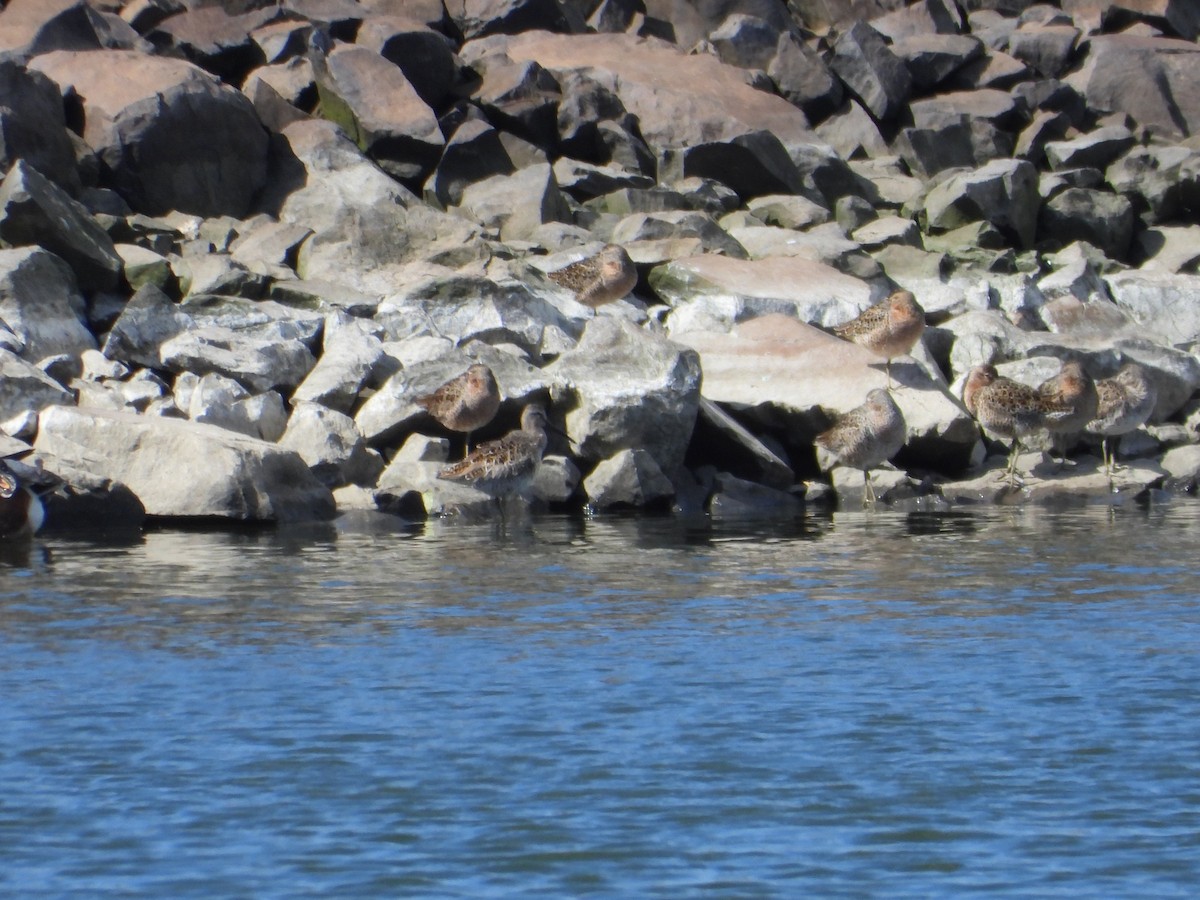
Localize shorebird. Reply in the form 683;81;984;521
1086;362;1157;478
547;243;637;310
963;364;1064;487
0;458;46;538
414;364;501;458
832;290;926;390
1037;360;1098;469
437;404;550;502
813;388;906;506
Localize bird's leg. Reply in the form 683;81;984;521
863;470;876;507
885;358;893;392
1004;439;1023;488
463;431;473;460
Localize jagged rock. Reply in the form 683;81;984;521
30;49;268;217
0;0;143;58
314;44;443;183
690;397;794;489
424;116;515;209
612;211;747;260
175;372;288;442
532;454;580;503
708;13;778;70
544;317;700;471
1105;145;1200;224
767;33;844;121
262;120;483;292
583;447;674;510
278;400;384;487
0;160;123;293
292;314;391;414
746;195;831;230
159;325;316;394
553;159;656;199
145;4;277;84
355;14;458;109
654;255;872;332
1005;23;1080;78
1038;188;1134;260
941;452;1164;506
922;158;1041;249
0;61;79;194
1105;271;1200;346
853;215;922;249
815;99;889;161
250;18;312;66
0;247;97;361
174;253;267;300
268;278;381;317
674;313;978;472
871;0;965;41
0;348;74;425
1134;226;1200;273
102;283;192;370
944;46;1030;91
455;163;572;241
658;130;808;202
448;0;583;39
1065;34;1200;138
830;22;913;123
116;242;174;293
228;219;313;278
469;55;562;149
1044;125;1136;171
707;472;803;518
34;405;336;521
892;33;984;90
1082;0;1200;42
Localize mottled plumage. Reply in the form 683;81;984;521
1037;360;1099;466
1086;363;1157;477
814;388;906;505
963;364;1055;487
547;244;637;309
414;364;501;457
0;459;45;538
832;290;926;389
437;405;549;499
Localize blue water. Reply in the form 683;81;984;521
2;506;1199;897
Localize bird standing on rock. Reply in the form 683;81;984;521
1037;360;1098;469
1086;362;1157;478
813;388;907;506
437;404;550;502
832;290;926;390
963;364;1065;488
547;244;638;310
414;364;501;459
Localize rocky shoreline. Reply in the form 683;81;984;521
3;0;1200;531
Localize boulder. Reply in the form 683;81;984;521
0;160;123;293
871;0;965;41
1005;23;1080;78
0;247;97;360
314;44;443;183
830;22;913;123
892;33;984;90
354;14;458;109
815;99;889;161
1037;188;1134;260
673;314;978;473
0;348;74;425
30;49;269;217
543;317;701;471
145;4;276;85
158;325;316;394
34;405;336;522
278;400;384;487
767;33;844;121
292;314;391;414
469;55;562;149
707;472;804;519
426;116;518;208
0;0;141;58
455;163;573;241
922;158;1041;250
1105;271;1200;347
447;0;583;39
612;211;748;260
583;448;675;509
1044;125;1136;171
0;61;79;193
658;129;809;201
1105;145;1200;224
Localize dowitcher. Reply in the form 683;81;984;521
962;364;1049;487
414;363;501;458
437;404;550;501
814;388;906;506
547;244;637;309
0;458;45;538
1037;360;1098;469
832;290;926;389
1086;362;1157;478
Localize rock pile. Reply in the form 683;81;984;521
3;0;1200;529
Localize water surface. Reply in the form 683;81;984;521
2;505;1199;897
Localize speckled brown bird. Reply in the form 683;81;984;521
437;405;549;500
1037;360;1099;468
414;364;501;458
963;364;1051;487
814;388;907;505
1086;362;1157;478
547;244;637;309
832;290;926;389
0;459;45;538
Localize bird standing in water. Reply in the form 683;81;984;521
814;388;907;506
1086;362;1157;479
547;244;638;310
832;290;926;390
414;364;501;459
437;405;550;502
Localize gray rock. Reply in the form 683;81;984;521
424;116;516;209
1134;226;1200;273
278;400;384;487
292;315;390;414
0;247;97;361
658;130;808;201
922;159;1041;250
159;325;316;394
944;47;1030;91
145;4;275;84
1105;270;1200;346
116;242;175;294
0;61;79;193
469;54;562;149
455;163;572;241
746;194;831;230
1038;188;1134;260
268;279;382;317
448;0;583;40
707;472;803;519
315;44;443;183
814;99;889;161
612;211;748;260
177;372;288;442
1005;23;1080;78
102;284;194;370
830;22;913;123
1105;145;1200;225
583;448;675;510
692;397;794;489
0;348;74;427
871;0;965;41
30;49;269;217
229;219;313;278
893;33;985;90
532;454;580;503
0;160;122;293
34;405;335;522
1044;125;1136;171
767;33;843;121
544;317;701;472
355;14;458;109
174;252;267;300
